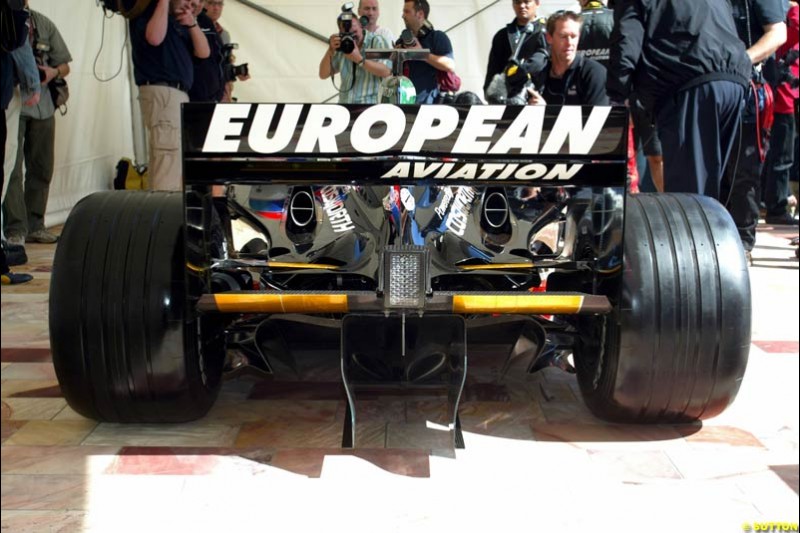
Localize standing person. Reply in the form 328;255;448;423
578;0;613;67
359;0;394;47
608;0;754;201
1;0;37;284
129;0;210;191
3;1;71;245
526;12;608;106
763;0;798;225
189;0;226;103
398;0;456;104
723;0;787;256
204;0;249;102
483;0;547;99
319;10;392;104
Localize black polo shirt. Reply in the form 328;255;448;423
130;4;194;90
189;11;225;102
406;28;453;104
533;55;609;106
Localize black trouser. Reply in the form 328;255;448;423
657;80;744;199
764;112;796;217
722;121;765;252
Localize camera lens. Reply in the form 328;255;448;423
400;29;416;47
339;36;355;54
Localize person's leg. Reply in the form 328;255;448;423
0;111;31;285
3;114;30;242
23;115;57;241
764;113;796;224
724;124;763;252
658;81;744;199
139;85;187;192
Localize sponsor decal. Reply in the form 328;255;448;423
201;104;611;167
380;162;584;181
446;187;476;237
320;186;356;233
580;48;610;61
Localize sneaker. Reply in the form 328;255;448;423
1;271;33;285
25;229;59;244
764;212;799;226
6;233;25;247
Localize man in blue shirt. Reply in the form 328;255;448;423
130;0;209;191
399;0;456;104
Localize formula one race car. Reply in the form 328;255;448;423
49;103;751;447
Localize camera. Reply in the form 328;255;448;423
396;29;417;48
337;2;358;54
222;42;249;82
33;42;50;81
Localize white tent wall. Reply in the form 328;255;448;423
34;0;582;226
30;1;134;228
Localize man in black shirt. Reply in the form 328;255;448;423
484;0;547;99
723;0;788;257
189;0;225;103
526;11;608;106
578;0;613;67
608;0;755;200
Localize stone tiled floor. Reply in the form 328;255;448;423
1;223;798;533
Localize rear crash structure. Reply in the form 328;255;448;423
49;104;751;448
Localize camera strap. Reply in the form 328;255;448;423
329;52;357;94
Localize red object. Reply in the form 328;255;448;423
775;4;799;115
627;120;640;193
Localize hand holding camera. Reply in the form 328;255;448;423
222;43;249;82
396;29;420;49
37;64;58;86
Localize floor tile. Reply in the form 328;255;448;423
2;398;67;420
1;446;121;475
1;380;61;398
82;422;240;448
4;419;98;446
235;420;342;448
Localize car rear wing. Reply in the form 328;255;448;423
182;103;628;187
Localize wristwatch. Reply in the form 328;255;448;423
358;57;366;68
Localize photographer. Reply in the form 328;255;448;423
189;0;226;102
130;0;209;191
483;0;547;99
399;0;455;104
319;3;392;104
3;0;71;246
204;0;249;102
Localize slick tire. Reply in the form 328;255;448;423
575;193;751;423
50;191;224;422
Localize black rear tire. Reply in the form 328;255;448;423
50;191;224;422
575;193;751;423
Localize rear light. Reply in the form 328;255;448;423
382;246;429;310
